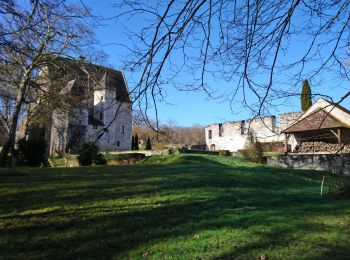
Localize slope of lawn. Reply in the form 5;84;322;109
0;154;349;259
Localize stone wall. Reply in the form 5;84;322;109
112;101;132;151
86;90;132;152
49;90;132;155
205;121;246;151
267;154;350;175
279;112;303;131
205;112;301;152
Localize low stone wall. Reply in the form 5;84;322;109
106;150;169;156
267;154;350;175
179;149;221;155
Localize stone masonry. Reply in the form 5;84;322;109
205;112;302;152
47;60;132;156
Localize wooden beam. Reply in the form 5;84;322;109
330;128;342;145
338;128;342;145
330;129;339;139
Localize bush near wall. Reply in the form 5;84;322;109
77;142;107;166
16;127;47;167
49;153;146;167
104;153;146;165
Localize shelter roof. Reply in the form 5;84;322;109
283;109;344;133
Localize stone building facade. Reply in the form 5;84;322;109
205;112;302;152
45;60;132;156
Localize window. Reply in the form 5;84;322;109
100;95;104;101
240;121;245;135
99;112;103;121
208;130;212;139
219;123;223;137
93;125;97;129
121;125;125;134
79;120;82;125
117;141;120;147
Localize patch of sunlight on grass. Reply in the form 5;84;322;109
1;154;350;259
19;206;63;216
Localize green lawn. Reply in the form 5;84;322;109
0;155;349;259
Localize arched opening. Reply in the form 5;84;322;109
210;144;216;151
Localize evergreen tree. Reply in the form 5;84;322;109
134;134;139;150
146;137;152;150
131;135;135;150
301;80;312;111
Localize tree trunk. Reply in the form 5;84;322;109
0;79;28;166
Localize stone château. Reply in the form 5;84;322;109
45;59;132;156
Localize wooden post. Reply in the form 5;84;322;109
284;133;288;153
330;128;342;145
337;128;342;145
321;176;325;196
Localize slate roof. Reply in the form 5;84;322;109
283;109;345;133
47;57;131;102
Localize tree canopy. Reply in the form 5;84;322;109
0;0;102;164
116;0;350;124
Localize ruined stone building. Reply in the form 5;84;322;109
205;112;301;153
41;59;132;156
205;98;350;153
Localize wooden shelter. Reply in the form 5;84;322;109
282;99;350;153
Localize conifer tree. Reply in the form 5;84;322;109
301;80;312;111
134;134;139;150
146;137;152;150
131;135;135;150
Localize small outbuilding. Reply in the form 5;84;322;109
282;98;350;153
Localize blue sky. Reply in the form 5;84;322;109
84;0;350;127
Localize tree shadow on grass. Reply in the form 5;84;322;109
0;155;349;258
1;189;349;258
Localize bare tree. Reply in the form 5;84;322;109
116;0;350;125
133;111;204;149
0;0;102;164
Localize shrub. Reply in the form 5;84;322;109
218;150;231;156
77;142;106;166
95;153;107;165
241;132;264;163
16;126;47;167
168;148;177;154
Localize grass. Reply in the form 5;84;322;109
0;154;350;259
